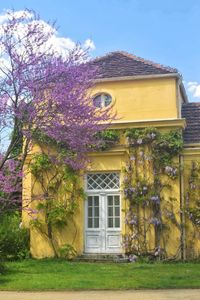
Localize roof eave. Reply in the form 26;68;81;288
94;72;180;83
179;81;189;104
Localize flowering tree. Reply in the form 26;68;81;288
0;9;113;213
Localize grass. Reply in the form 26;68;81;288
0;259;200;290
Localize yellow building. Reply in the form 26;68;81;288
23;51;200;260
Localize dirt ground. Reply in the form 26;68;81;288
0;289;199;300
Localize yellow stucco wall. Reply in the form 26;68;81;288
91;77;178;122
182;148;200;259
22;75;200;259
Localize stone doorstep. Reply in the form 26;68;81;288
73;254;129;263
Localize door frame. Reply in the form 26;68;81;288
84;172;122;254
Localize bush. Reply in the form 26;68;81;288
0;212;30;260
0;262;6;274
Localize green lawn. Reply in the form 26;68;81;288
0;259;200;290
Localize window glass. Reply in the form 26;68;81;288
93;93;112;108
87;195;99;228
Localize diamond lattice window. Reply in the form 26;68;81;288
87;173;120;190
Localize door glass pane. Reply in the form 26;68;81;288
115;218;120;228
94;207;99;217
108;196;113;206
114;196;120;206
88;207;92;217
115;206;120;216
108;207;113;216
94;218;99;228
88;196;93;206
107;195;120;228
94;196;99;206
87;195;99;228
88;218;92;228
108;218;113;228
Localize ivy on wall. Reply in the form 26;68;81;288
123;127;183;260
93;129;120;150
28;127;199;260
29;152;84;258
185;161;200;258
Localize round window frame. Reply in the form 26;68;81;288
93;93;113;109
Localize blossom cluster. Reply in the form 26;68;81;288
150;217;162;226
164;166;178;178
124;183;149;201
125;211;138;226
127;131;157;146
149;195;160;204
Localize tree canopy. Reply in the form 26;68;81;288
0;9;114;212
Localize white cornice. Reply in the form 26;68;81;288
109;118;186;129
94;73;180;83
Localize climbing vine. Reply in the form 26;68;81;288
185;161;200;258
29;152;84;258
94;129;120;150
123;127;183;260
28;127;199;260
28;129;119;258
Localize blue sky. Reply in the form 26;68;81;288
0;0;200;101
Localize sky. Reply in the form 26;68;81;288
0;0;200;101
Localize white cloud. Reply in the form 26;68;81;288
0;9;96;57
0;13;8;24
83;39;96;50
47;36;76;57
186;81;200;99
0;9;34;24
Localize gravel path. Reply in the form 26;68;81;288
0;290;199;300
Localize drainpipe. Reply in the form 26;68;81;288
179;154;186;260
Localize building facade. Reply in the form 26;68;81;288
23;52;200;259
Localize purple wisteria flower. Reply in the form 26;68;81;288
164;166;178;178
150;217;162;226
124;187;137;199
130;155;136;161
150;195;160;204
129;215;138;226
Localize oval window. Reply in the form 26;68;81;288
93;93;112;108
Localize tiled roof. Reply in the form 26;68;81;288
91;51;178;79
182;102;200;144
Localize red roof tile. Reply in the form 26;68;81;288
182;102;200;144
90;51;178;79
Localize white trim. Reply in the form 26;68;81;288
110;118;185;125
94;73;180;83
84;172;122;254
85;192;122;254
109;118;186;129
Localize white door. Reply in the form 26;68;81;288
85;173;121;254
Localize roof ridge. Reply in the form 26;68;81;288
92;50;178;73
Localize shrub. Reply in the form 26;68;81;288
59;244;77;260
0;212;30;260
0;262;6;274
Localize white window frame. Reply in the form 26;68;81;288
93;93;112;108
